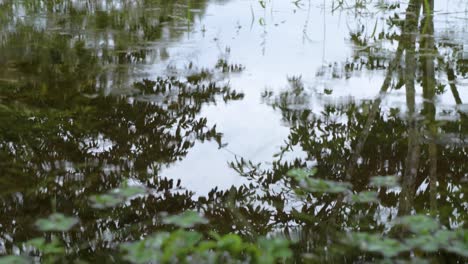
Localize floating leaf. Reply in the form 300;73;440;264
163;211;208;228
350;191;379;203
35;213;79;232
395;215;439;234
369;175;399;188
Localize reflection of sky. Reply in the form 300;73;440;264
156;0;468;194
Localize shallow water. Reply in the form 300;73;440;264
0;0;467;262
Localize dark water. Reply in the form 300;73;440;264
0;0;467;263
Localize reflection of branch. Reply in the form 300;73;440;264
398;0;423;216
346;0;423;182
345;45;403;180
447;63;463;105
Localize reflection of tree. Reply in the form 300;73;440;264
0;0;210;91
0;66;245;258
0;0;466;262
236;0;467;261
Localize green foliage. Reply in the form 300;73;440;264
23;237;67;263
348;233;406;258
287;168;317;180
120;233;170;263
350;191;379;203
26;237;65;255
90;185;147;209
369;175;399;188
256;237;292;264
163;211;209;228
348;214;468;259
299;178;352;193
0;256;30;264
395;215;440;234
121;230;292;264
35;213;79;232
288;168;351;193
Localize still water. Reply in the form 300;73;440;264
0;0;467;262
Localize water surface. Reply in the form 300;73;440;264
0;0;467;262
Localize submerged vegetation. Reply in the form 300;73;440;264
0;0;467;263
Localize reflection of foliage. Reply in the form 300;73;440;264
238;1;468;262
1;0;467;263
0;57;244;260
0;0;211;90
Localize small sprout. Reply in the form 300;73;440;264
35;213;79;232
163;211;209;228
369;175;399;188
350;191;379;204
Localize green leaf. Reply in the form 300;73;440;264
287;168;317;181
89;194;122;209
395;215;439;234
120;233;170;264
404;235;439;252
35;213;79;232
216;234;244;254
299;178;351;194
163;211;208;228
442;229;468;257
26;237;65;255
0;256;31;264
349;233;406;258
350;191;379;203
257;237;292;264
112;186;147;199
162;230;203;262
90;185;147;209
369;175;399;188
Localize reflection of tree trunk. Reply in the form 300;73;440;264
447;65;462;105
420;0;438;212
398;0;422;216
345;0;422;182
345;48;402;180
